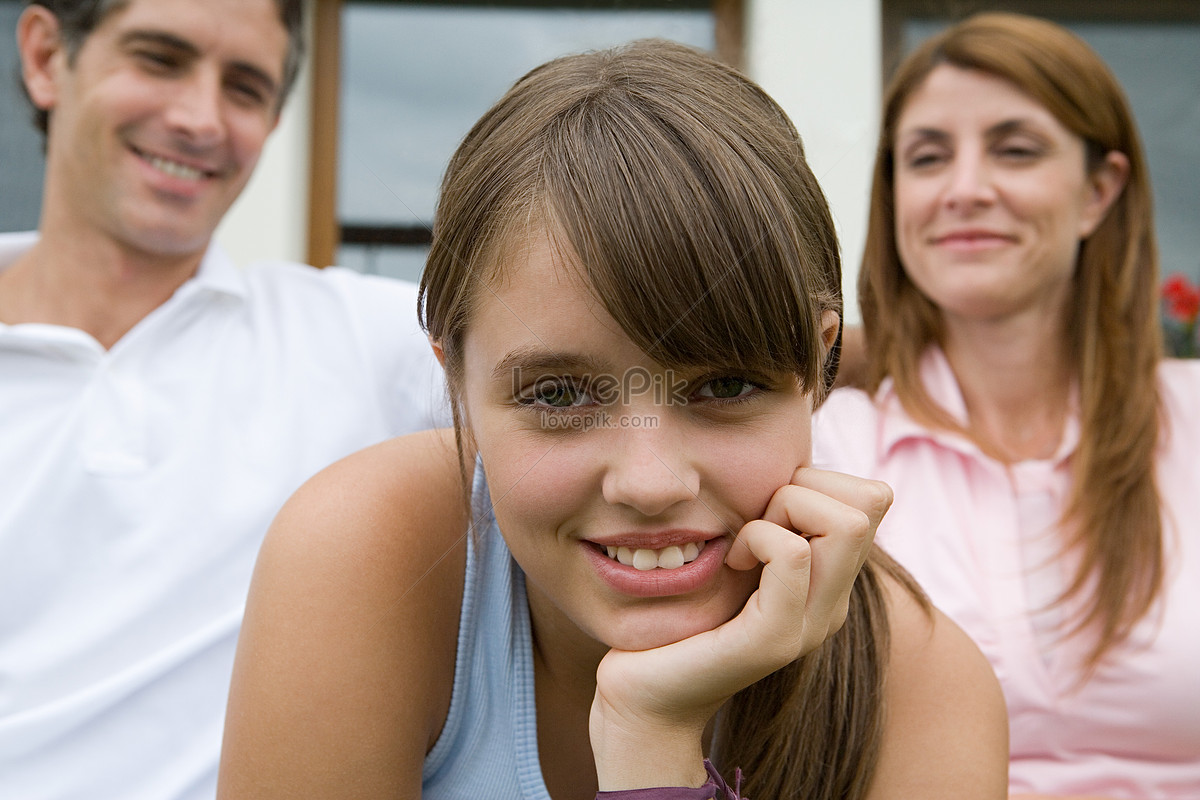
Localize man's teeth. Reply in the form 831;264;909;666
146;154;205;181
605;541;704;571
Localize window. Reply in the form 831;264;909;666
0;1;45;233
311;0;742;280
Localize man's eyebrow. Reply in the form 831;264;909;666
118;29;200;56
117;29;280;98
491;346;610;381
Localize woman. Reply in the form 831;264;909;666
814;13;1200;799
217;40;1006;799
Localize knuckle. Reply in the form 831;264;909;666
857;478;894;523
775;534;814;573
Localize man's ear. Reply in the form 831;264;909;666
1078;150;1130;240
18;6;68;113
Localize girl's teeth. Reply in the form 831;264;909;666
605;541;705;570
657;546;685;570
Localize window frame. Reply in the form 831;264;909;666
306;0;744;268
882;0;1200;80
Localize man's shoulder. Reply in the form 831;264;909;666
237;260;424;333
241;259;419;303
0;231;39;271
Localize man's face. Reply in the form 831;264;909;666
31;0;288;258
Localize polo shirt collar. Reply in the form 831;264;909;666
0;230;248;302
182;242;249;301
876;347;1079;466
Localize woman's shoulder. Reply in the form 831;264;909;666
1159;358;1200;404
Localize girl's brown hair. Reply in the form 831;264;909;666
419;38;922;798
859;12;1163;672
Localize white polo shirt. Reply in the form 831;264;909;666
0;232;448;800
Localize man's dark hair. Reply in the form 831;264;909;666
23;0;306;136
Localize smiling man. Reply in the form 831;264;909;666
0;2;445;798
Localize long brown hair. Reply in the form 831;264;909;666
859;12;1163;672
419;39;922;797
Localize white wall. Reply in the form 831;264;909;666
218;2;883;321
744;0;881;323
214;14;313;268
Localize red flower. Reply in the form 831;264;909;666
1162;273;1200;325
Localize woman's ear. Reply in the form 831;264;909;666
18;6;67;113
1078;150;1130;239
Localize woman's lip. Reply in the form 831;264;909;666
933;230;1015;244
584;536;731;598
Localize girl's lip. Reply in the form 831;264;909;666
583;535;731;598
585;529;725;550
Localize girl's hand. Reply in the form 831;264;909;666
589;467;892;789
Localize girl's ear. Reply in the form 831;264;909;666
18;6;68;113
817;308;844;396
820;309;842;355
430;337;447;368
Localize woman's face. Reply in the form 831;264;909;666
891;64;1119;327
458;232;819;653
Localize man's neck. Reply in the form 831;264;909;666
0;227;207;350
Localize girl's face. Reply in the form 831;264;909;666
458;233;821;654
892;64;1120;327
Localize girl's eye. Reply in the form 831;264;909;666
695;377;756;401
530;380;591;408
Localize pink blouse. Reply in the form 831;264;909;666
813;349;1200;798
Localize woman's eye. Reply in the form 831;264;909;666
996;145;1040;161
905;149;946;169
695;377;756;401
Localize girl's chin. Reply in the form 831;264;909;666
599;606;740;653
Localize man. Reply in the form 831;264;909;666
0;1;445;797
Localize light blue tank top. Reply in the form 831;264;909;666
421;465;552;798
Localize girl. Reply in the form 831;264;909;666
218;40;1006;799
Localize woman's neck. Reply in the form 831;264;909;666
941;312;1074;463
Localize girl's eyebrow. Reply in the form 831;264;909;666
491;346;611;382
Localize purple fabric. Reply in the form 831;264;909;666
595;760;745;800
